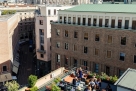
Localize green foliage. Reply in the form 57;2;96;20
53;77;61;84
51;83;61;91
30;86;38;91
28;75;37;88
5;80;20;91
1;10;16;15
111;75;118;83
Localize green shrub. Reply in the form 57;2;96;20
53;77;61;84
5;80;20;91
2;10;16;15
28;75;37;88
51;83;61;91
30;86;38;91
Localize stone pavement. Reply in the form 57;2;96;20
17;43;35;86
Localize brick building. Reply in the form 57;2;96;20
51;4;136;77
0;14;19;82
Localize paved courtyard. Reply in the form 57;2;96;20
17;43;35;86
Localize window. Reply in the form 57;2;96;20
125;20;129;29
54;9;56;15
57;54;60;62
88;18;91;26
56;29;60;36
107;51;111;58
93;18;96;26
120;52;125;61
84;46;88;53
56;42;60;48
106;66;110;76
111;19;115;28
78;17;80;25
73;45;77;51
3;66;7;72
65;43;68;50
99;19;102;27
84;33;88;40
132;21;136;30
134;55;136;63
74;31;78;38
40;37;44;44
82;60;88;70
73;17;76;24
68;17;71;24
64;56;68;65
60;16;62;23
105;19;109;27
107;35;112;43
39;29;44;35
119;69;124;77
95;48;99;56
121;37;126;45
118;20;122;28
40;54;44;58
40;45;44;50
65;30;68;37
83;18;86;25
64;17;66;23
74;59;77;67
39;20;43;25
48;9;50;15
95;34;99;41
94;63;99;73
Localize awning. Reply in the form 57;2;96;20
13;61;19;68
12;66;19;74
0;73;12;82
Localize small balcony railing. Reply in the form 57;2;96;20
37;49;46;54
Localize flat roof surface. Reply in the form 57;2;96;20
0;14;13;21
63;4;136;13
115;68;136;90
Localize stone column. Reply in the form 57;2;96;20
71;16;73;24
91;16;93;26
109;17;111;28
115;17;118;28
76;16;78;25
102;16;105;27
66;15;68;24
86;16;88;26
97;16;99;27
122;17;125;29
81;15;83;25
129;17;132;30
62;15;64;23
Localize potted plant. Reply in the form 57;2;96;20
26;75;38;91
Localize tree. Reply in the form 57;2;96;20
30;86;38;91
28;75;37;88
51;83;61;91
5;80;20;91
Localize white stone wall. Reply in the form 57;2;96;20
58;11;136;30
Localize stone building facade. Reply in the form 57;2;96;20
51;4;136;77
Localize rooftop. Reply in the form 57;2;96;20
63;4;136;13
115;68;136;90
0;14;13;21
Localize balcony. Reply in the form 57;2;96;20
37;49;46;54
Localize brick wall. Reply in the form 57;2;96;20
51;23;136;76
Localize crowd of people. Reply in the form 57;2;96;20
46;67;113;91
